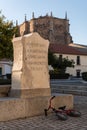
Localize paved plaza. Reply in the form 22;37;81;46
0;96;87;130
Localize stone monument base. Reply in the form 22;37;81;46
10;88;51;98
0;94;73;121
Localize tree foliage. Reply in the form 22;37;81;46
48;50;57;65
0;11;17;60
48;51;75;74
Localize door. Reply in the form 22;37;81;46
76;70;81;78
0;68;2;76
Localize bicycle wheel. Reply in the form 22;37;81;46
56;112;68;121
68;110;81;117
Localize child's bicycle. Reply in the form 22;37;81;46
44;96;68;121
58;105;81;117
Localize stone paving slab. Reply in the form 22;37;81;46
0;96;87;130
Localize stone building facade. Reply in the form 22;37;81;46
17;13;73;44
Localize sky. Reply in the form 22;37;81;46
0;0;87;45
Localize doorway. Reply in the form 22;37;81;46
76;70;81;78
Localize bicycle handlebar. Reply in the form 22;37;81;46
51;96;56;100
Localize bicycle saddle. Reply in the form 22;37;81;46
58;106;66;110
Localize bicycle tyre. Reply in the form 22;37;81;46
68;110;81;117
56;112;68;120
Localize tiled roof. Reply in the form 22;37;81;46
49;44;87;55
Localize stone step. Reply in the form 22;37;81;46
51;88;87;96
0;94;73;121
51;85;87;91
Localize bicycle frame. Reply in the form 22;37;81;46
44;96;56;115
58;106;81;117
44;96;68;120
44;96;81;119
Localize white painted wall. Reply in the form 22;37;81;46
55;53;87;77
0;60;12;76
4;64;12;74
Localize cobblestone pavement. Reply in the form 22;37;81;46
0;96;87;130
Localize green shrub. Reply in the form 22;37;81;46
49;71;70;79
0;79;11;85
82;72;87;81
6;74;11;79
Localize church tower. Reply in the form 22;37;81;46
30;12;35;33
49;12;54;43
18;12;73;44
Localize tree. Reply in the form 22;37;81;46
48;50;58;66
0;11;17;60
48;51;75;74
53;56;74;74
